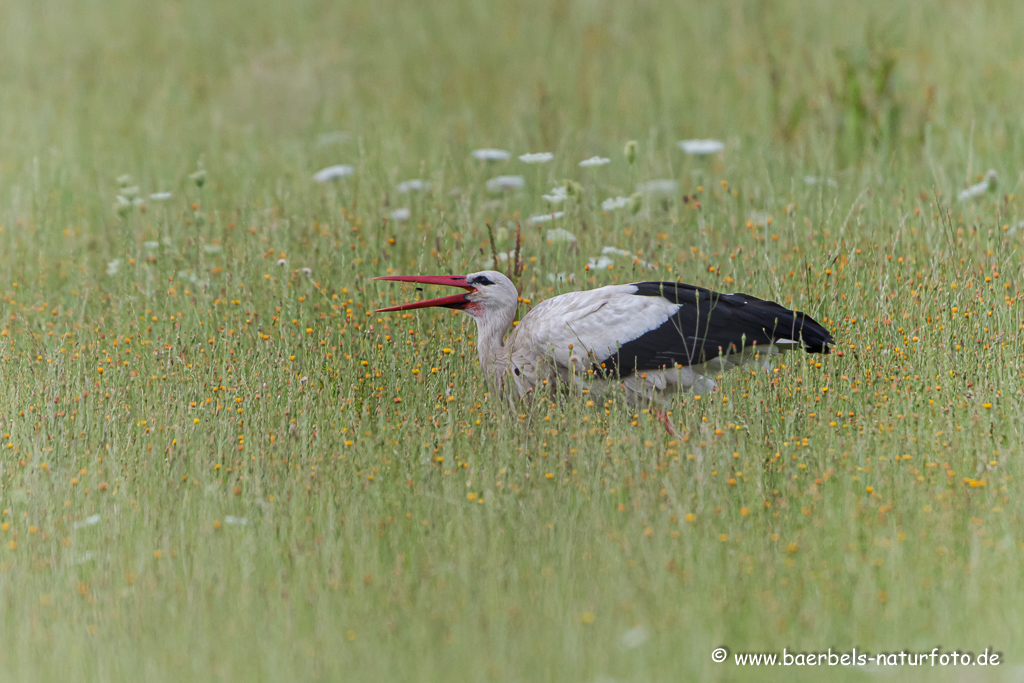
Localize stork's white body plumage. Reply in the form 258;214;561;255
376;270;833;406
503;285;715;400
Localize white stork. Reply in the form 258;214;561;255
376;270;833;408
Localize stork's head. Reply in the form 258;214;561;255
375;270;518;320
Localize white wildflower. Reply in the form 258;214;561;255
472;148;511;162
802;176;837;188
485;175;525;193
528;211;565;225
312;164;354;182
73;514;102;529
481;250;516;268
544;227;576;243
106;259;122;276
542;186;569;204
177;269;208;288
588;246;654;270
71;551;97;565
519;152;554;164
620;625;649;650
546;272;576;283
957;169;998;202
636;179;679;195
396;179;431;193
679;139;725;155
578;156;611;168
117;174;133;188
276;258;287;267
224;516;248;526
601;196;631;211
748;211;771;227
390;208;412;221
299;267;313;277
149;192;173;200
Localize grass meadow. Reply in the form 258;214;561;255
2;0;1024;680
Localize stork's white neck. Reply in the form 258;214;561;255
471;302;514;385
458;270;520;391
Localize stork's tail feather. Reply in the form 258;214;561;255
789;311;833;353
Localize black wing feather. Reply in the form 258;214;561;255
599;282;833;377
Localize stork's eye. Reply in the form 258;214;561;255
469;275;494;286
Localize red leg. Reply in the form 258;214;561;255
651;407;683;440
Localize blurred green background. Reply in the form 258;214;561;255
1;1;1023;681
3;0;1021;180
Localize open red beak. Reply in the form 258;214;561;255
374;274;474;312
